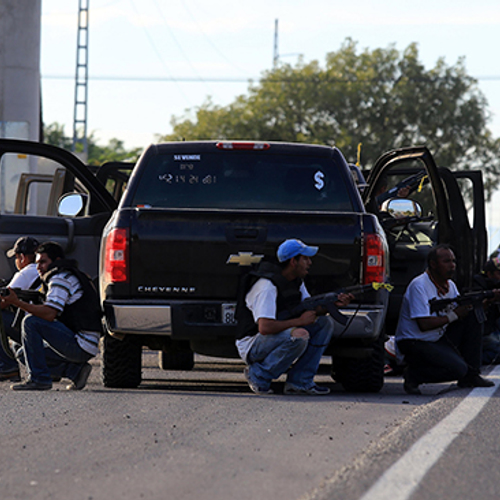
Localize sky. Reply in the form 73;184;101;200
40;0;500;249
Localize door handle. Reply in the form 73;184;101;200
64;218;75;253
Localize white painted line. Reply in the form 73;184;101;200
360;365;500;500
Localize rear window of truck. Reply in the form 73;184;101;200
130;151;354;211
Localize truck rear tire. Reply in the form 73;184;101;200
102;333;142;388
331;334;385;393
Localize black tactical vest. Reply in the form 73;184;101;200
42;259;103;335
235;261;303;340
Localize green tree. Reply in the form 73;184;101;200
43;122;73;150
85;136;142;166
43;123;141;165
160;39;500;196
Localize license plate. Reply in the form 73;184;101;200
221;303;237;324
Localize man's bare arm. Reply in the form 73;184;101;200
416;304;472;331
1;288;58;322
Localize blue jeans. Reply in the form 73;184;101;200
0;310;21;373
18;315;92;385
246;315;334;390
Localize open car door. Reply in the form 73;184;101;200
363;146;484;333
446;169;487;280
0;139;117;280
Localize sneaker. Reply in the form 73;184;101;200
243;367;273;395
0;369;21;382
284;382;330;395
384;363;395;376
66;363;92;391
458;374;495;388
11;380;52;391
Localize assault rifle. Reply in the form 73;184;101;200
0;287;43;304
278;282;393;325
0;288;44;360
377;170;428;205
0;286;43;359
428;290;497;324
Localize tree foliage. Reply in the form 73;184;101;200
84;137;142;166
43;122;73;150
160;39;500;196
43;122;142;166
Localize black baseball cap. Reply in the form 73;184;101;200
6;236;40;258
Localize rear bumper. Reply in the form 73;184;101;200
104;299;234;338
331;304;387;341
105;302;173;335
103;299;387;341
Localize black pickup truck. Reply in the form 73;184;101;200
99;141;391;391
0;139;487;392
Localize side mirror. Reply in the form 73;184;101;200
382;198;422;219
57;193;88;217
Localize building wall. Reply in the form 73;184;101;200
0;0;42;140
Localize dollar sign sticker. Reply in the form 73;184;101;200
314;171;325;190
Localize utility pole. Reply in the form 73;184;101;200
273;19;279;68
273;20;299;68
72;0;89;160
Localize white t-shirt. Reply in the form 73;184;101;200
395;272;459;343
8;263;39;290
235;277;310;362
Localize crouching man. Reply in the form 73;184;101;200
235;239;352;395
0;236;40;381
396;244;495;395
1;242;102;391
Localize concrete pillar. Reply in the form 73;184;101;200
0;0;42;140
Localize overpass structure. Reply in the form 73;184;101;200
0;0;42;142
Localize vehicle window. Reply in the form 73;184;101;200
93;162;133;202
103;170;130;201
375;160;435;217
130;152;354;211
0;153;90;216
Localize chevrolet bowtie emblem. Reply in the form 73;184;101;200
226;252;264;266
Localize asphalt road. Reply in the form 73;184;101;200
1;353;499;500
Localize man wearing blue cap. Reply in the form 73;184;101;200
236;239;352;395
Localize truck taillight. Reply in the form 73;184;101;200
104;228;129;283
363;233;386;284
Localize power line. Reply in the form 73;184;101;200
127;0;191;105
178;0;248;77
43;75;253;82
42;74;500;83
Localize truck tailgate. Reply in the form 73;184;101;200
128;208;364;299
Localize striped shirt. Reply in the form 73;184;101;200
45;270;100;356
